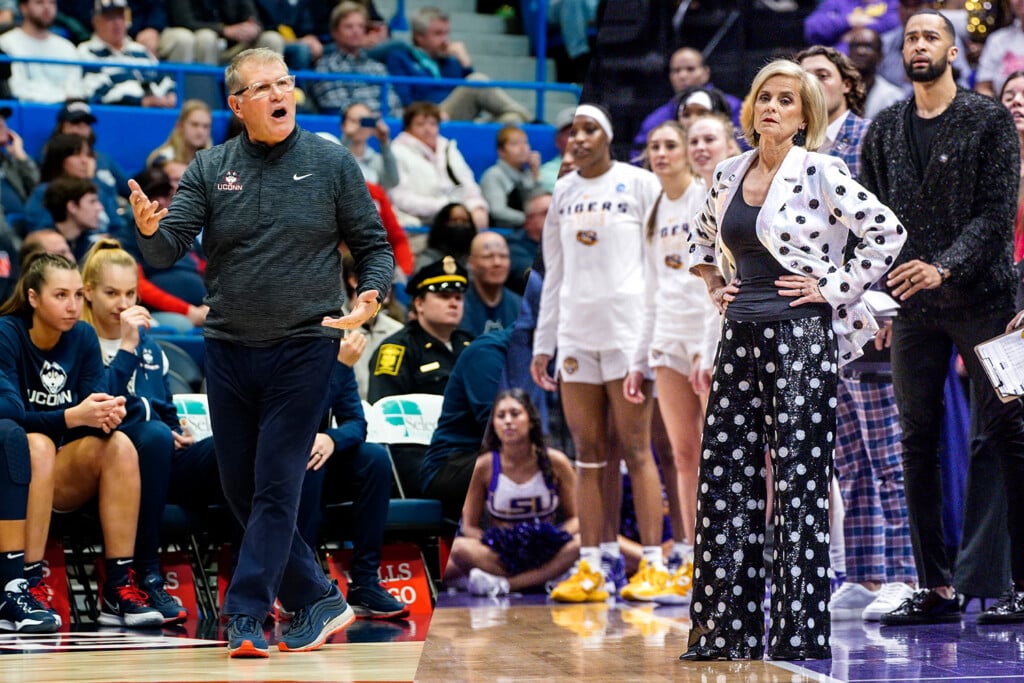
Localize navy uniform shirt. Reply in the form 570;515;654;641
367;320;473;404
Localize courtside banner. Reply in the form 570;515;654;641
327;543;432;614
43;541;71;632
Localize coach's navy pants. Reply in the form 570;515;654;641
206;336;338;618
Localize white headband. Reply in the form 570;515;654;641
574;104;614;141
684;91;714;111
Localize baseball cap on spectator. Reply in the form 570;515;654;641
57;100;98;125
405;256;468;298
554;106;576;131
93;0;128;13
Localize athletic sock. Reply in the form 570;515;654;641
105;557;133;587
0;550;24;586
23;559;43;583
580;546;602;573
641;545;663;568
599;541;620;558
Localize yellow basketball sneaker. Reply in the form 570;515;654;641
549;561;610;603
653;557;693;605
619;559;673;602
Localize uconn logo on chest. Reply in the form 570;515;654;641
216;170;244;192
28;361;72;407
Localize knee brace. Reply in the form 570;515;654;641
0;419;30;520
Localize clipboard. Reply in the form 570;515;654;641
974;327;1024;403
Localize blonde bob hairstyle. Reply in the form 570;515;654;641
739;59;827;152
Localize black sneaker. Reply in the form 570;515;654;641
976;588;1024;625
0;579;59;633
139;573;188;625
348;583;410;620
98;570;164;629
879;588;961;626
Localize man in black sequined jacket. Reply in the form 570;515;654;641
860;9;1024;626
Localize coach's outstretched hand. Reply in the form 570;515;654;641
127;178;169;236
322;289;381;330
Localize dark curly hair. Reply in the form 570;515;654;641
482;389;557;490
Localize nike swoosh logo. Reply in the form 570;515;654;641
5;552;23;560
116;559;133;566
293;173;313;181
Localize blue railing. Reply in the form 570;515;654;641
0;46;579;121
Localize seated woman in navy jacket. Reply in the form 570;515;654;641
80;238;221;625
0;252;162;628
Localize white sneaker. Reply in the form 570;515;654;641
862;582;915;622
468;568;510;597
828;582;878;620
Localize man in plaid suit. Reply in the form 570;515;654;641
798;45;918;622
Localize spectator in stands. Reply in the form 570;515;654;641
539;107;574;193
23;133;126;239
879;0;973;95
252;0;323;71
506;190;548;293
0;0;83;103
368;256;473;404
673;85;733;129
385;6;530;123
79;0;178;108
415;202;475;273
420;327;511;523
342;252;403;402
391;101;489;230
340;102;399;190
0;252;164;629
165;0;285;65
126;0;179;61
79;238;221;624
20;229;75;264
41;177;104;263
976;0;1024;97
48;100;132;199
848;26;905;118
804;0;900;48
480;124;541;229
547;0;599;83
0;378;61;634
460;231;521;336
443;388;579;596
1000;72;1024;264
531;105;664;604
127;165;209;331
0;107;40;224
295;347;409;619
312;2;402;117
632;48;742;152
146;100;213;168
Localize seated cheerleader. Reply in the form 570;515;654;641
443;389;579;596
0;252;163;628
80;239;222;624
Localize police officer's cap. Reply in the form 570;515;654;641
406;256;468;297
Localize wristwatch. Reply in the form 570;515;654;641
933;262;949;281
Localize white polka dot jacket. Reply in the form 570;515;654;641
687;146;907;367
859;89;1019;321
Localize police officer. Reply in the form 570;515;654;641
368;256;475;403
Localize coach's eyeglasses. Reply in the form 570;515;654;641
232;75;296;100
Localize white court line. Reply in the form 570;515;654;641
769;660;847;682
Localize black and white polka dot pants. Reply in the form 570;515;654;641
685;315;836;660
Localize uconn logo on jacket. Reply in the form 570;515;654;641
29;361;72;407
